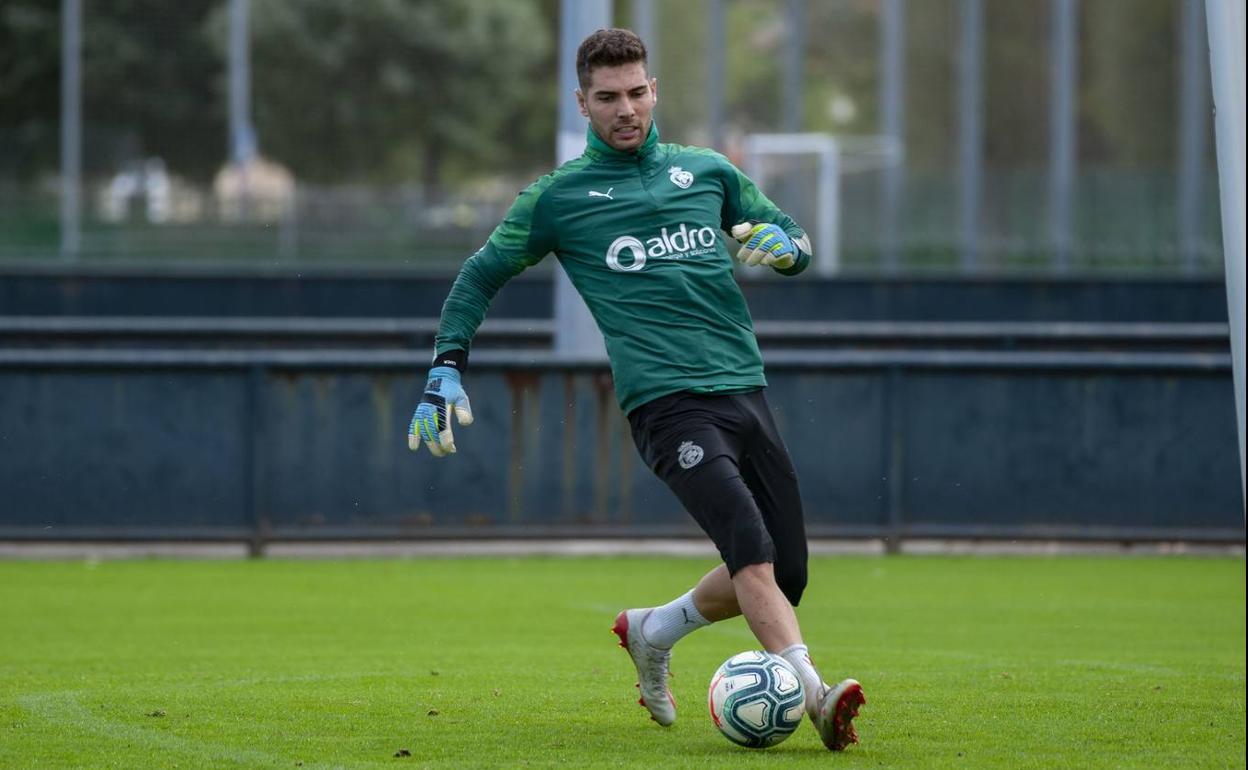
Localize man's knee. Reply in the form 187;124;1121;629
732;561;772;583
732;560;805;606
774;560;807;607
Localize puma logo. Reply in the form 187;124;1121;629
588;187;614;200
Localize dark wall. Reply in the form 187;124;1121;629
0;351;1241;544
1;267;1239;547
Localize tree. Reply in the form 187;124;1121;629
1;0;554;193
210;0;553;193
0;1;61;182
1;0;224;183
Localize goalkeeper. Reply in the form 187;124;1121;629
408;27;865;751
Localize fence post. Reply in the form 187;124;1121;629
884;365;906;553
245;364;268;557
59;0;82;260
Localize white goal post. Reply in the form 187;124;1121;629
1205;0;1246;501
743;133;902;277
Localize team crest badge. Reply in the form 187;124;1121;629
668;166;694;189
677;440;704;469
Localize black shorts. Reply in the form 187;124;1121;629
628;389;808;604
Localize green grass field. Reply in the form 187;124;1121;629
1;555;1243;769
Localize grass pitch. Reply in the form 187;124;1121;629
0;555;1243;769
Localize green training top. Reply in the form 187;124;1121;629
434;123;811;415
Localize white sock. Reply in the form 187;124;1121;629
780;643;827;715
640;590;711;649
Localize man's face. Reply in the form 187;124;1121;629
577;61;658;152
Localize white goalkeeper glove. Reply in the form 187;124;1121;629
731;222;799;269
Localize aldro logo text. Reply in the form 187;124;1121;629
605;224;719;272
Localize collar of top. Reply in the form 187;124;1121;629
585;122;659;161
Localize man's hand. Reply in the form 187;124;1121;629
408;366;474;457
730;222;797;269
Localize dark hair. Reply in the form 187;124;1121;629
576;28;648;91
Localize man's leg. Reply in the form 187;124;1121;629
611;607;678;726
609;565;728;727
693;561;813;684
736;390;865;750
691;562;800;650
616;394;739;727
612;453;766;729
636;589;711;649
690;563;736;619
618;392;862;745
619;560;801;724
615;442;808;727
689;552;863;750
727;562;805;650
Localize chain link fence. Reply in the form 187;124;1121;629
0;0;1224;273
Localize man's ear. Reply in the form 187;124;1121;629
576;89;589;118
650;77;658;105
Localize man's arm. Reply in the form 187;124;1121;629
409;178;557;456
435;176;559;357
718;157;812;276
433;242;537;360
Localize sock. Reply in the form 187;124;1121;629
780;643;827;715
640;590;711;649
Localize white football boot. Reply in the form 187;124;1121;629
813;678;866;750
611;609;676;726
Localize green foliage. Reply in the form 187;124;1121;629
0;1;61;180
0;0;553;188
204;0;553;188
79;1;225;180
0;0;1210;186
0;1;226;182
1;555;1243;768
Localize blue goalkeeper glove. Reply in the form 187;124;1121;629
731;222;798;269
408;365;474;457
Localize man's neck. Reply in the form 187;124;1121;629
586;122;659;159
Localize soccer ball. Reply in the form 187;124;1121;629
707;650;805;748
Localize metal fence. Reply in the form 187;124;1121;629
0;0;1225;273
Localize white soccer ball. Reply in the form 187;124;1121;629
707;650;806;748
